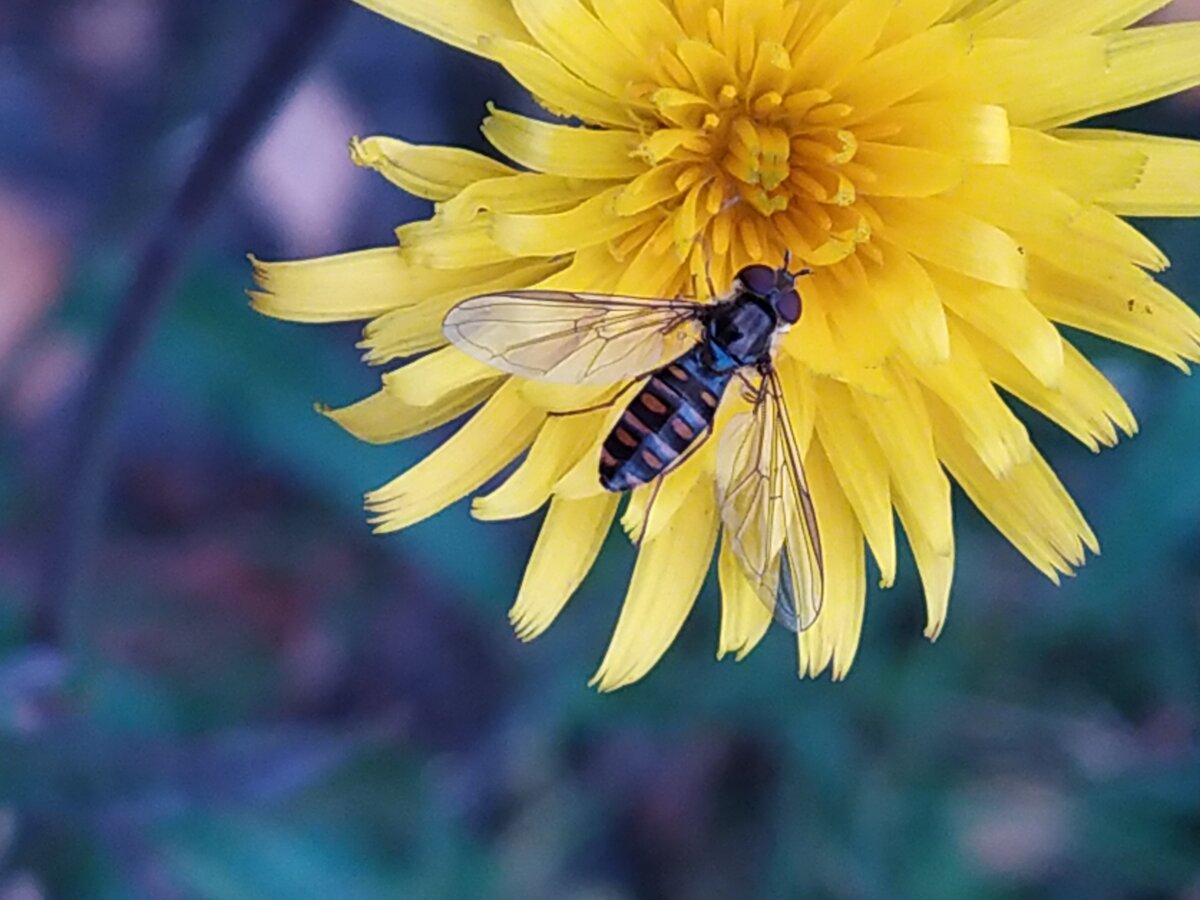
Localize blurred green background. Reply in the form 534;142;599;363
1;1;1199;897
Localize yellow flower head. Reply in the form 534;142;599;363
252;0;1200;689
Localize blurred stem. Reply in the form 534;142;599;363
34;0;347;639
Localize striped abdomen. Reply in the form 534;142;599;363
599;346;732;492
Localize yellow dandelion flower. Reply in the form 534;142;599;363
251;0;1200;690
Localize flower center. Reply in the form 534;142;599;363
721;116;793;214
635;39;879;270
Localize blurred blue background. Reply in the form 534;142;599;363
1;1;1199;897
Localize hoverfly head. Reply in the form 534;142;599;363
733;259;809;326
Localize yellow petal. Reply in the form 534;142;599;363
674;39;740;104
813;378;896;587
359;314;444;363
852;142;964;197
879;0;955;46
1010;128;1144;201
944;0;989;22
949;166;1168;273
350;136;515;201
483;36;637;127
591;0;687;59
250;247;411;323
510;0;648;99
611;220;688;298
956;317;1136;451
553;381;641;498
864;240;949;366
872;101;1011;165
972;0;1173;37
442;173;616;223
638;127;712;164
716;530;772;661
940;35;1104;125
873;197;1026;289
853;371;953;563
905;323;1032;478
352;0;532;58
1062;130;1200;217
510;493;620;640
822;277;896;375
797;439;867;680
859;370;955;639
897;496;955;641
482;107;647;179
1074;210;1171;276
366;381;545;533
490;186;658;256
519;378;625;417
394;218;516;268
613;162;693;216
747;41;794;100
621;435;714;545
790;0;893;89
786;295;891;391
929;395;1097;581
950;27;1200;129
591;478;719;691
840;23;971;121
932;267;1064;387
382;346;506;407
777;354;818;452
540;242;629;294
320;380;499;445
1044;25;1200;127
1027;256;1200;368
473;412;606;520
358;258;568;365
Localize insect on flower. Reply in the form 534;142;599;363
252;0;1200;688
443;257;823;630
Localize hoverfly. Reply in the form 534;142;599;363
442;260;824;631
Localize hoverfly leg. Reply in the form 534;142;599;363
683;238;717;301
701;239;718;299
634;425;712;547
546;380;640;419
635;476;665;550
735;370;763;404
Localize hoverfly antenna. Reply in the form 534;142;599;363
781;250;811;282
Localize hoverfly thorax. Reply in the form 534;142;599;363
704;264;807;370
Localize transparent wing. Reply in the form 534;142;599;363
716;369;824;631
443;290;706;385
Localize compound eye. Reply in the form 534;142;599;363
737;264;776;296
775;289;801;324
